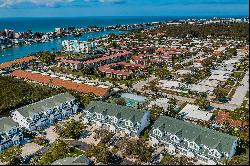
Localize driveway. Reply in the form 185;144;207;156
21;143;42;157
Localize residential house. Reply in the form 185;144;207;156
150;116;238;165
179;104;213;122
11;93;79;131
81;101;150;136
0;117;23;152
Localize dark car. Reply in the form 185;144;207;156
218;98;231;103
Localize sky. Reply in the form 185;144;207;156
0;0;249;17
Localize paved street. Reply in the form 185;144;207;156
230;70;249;106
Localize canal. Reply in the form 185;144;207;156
0;30;124;64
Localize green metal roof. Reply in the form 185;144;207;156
151;116;238;154
0;117;19;132
51;155;90;165
13;92;75;118
86;101;149;123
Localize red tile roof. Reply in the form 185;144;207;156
11;70;108;97
61;59;82;65
214;111;248;128
0;56;37;69
84;50;130;65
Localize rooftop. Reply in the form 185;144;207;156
11;70;108;97
179;104;213;121
0;117;19;132
13;92;75;118
151;116;238;154
0;56;37;69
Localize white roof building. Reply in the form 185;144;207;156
148;98;169;112
179;104;213;121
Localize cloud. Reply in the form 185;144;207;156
0;0;126;8
0;0;75;8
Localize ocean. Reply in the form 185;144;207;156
0;16;178;32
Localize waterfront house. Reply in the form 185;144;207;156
81;101;150;136
51;155;91;165
149;116;238;165
0;117;23;152
11;93;79;131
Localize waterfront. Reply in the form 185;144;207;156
0;30;123;63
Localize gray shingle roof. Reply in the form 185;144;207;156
0;117;19;132
151;116;238;154
86;101;148;123
13;92;75;118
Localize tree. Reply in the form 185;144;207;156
118;138;154;163
33;135;49;147
229;154;249;165
86;144;112;164
214;87;228;99
195;97;210;110
115;98;126;106
148;80;159;95
155;66;171;79
80;93;95;108
160;154;194;165
149;105;164;122
59;119;86;139
166;98;178;117
0;146;22;164
38;52;56;64
38;140;72;165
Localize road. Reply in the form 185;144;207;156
230;70;249;106
133;80;239;111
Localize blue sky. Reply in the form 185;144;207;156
0;0;249;17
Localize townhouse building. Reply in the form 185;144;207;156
83;51;132;68
149;116;238;165
0;117;23;152
11;93;79;131
81;101;150;136
57;59;83;70
52;155;91;165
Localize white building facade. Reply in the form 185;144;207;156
62;40;97;53
81;101;150;136
0;117;23;152
149;116;238;165
11;93;79;131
